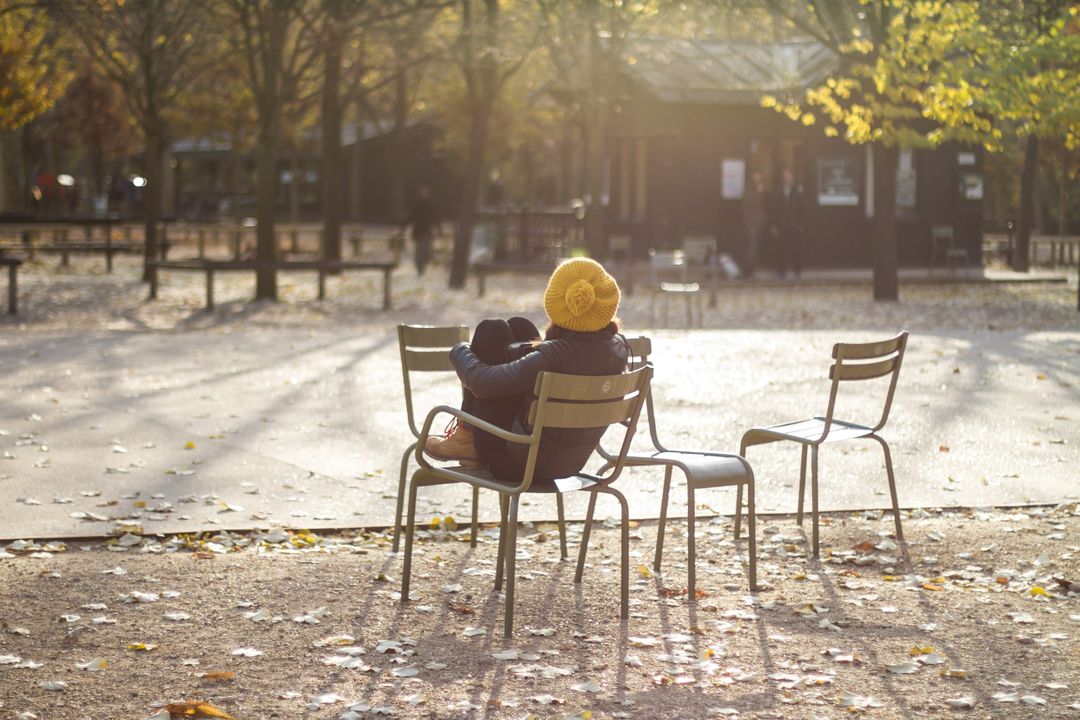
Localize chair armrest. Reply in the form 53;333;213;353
414;405;532;467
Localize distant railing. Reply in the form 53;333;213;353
476;206;584;263
0;219;401;264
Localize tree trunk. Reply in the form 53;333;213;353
255;119;280;300
289;154;300;224
1014;133;1038;272
142;128;165;282
448;102;492;288
871;143;899;302
321;36;343;265
1059;145;1067;236
387;71;409;224
584;29;606;258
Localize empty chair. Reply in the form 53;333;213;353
930;225;968;274
594;337;756;596
740;332;909;557
649;249;701;327
681;235;716;266
401;366;652;637
608;234;633;265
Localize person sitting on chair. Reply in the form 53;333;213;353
425;258;628;488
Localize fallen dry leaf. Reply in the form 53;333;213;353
164;702;237;719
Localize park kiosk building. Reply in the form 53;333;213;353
565;37;984;269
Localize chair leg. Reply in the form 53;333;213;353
734;482;743;540
810;445;820;558
797;444;808;525
556;493;568;560
494;493;509;591
874;435;904;541
392;442;415;553
470;486;480;548
400;478;422;603
503;495;520;638
598;485;631;619
575;490;598;583
653;466;673;572
687;485;697;598
736;439;750;540
746;478;757;590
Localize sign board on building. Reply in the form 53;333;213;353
818;157;859;206
721;159;746;199
896;150;917;210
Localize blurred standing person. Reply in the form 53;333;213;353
407;184;441;276
741;169;767;279
770;167;806;279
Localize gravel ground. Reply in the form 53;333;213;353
2;254;1078;719
1;505;1078;720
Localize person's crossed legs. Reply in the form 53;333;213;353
425;317;541;473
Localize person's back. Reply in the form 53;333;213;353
430;258;628;487
511;327;627;481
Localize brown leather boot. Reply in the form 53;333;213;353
424;419;481;466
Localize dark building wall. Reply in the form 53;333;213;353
607;100;983;268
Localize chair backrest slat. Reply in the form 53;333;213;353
832;336;903;360
510;366;650;492
822;331;908;435
533;368;645;400
830;355;898;381
405;348;457;372
532;396;639;428
400;325;468;347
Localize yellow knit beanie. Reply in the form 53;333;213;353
544;258;620;332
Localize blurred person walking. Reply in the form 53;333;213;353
407;184;441;276
770;167;806;279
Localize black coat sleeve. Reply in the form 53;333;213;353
449;342;554;399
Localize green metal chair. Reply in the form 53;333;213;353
401;365;653;637
649;249;701;327
595;337;757;596
396;325;573;557
740;332;909;558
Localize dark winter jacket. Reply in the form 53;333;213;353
449;326;629;482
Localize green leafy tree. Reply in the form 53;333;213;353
974;1;1080;270
0;3;69;132
761;0;994;301
56;0;214;279
42;70;135;203
535;0;666;257
445;0;540;289
0;3;70;211
217;0;321;300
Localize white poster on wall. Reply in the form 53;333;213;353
721;159;746;199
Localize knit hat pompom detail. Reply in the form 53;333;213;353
564;279;596;317
544;258;620;332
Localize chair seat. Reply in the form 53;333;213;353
624;450;750;488
414;464;596;494
745;416;874;445
658;281;700;293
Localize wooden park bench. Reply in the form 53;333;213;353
1;256;22;314
0;220;141;272
148;258;398;310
